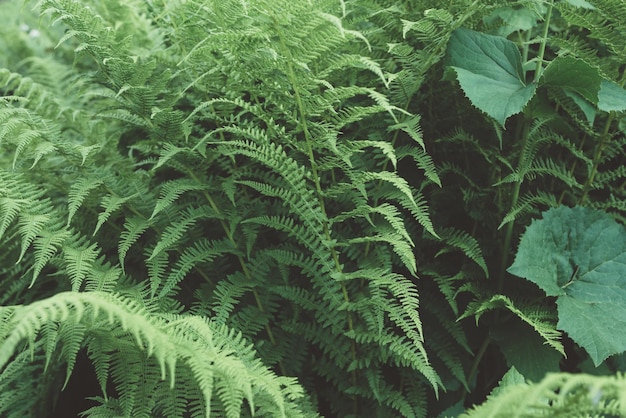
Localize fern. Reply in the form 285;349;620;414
0;291;312;418
2;0;626;416
461;370;626;418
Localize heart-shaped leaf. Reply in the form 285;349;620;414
540;56;603;104
445;27;536;127
508;206;626;365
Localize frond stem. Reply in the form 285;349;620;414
533;0;553;84
462;334;492;402
498;2;554;292
497;118;529;293
186;170;286;376
270;14;357;411
580;113;616;204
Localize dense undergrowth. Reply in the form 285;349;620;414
1;0;626;417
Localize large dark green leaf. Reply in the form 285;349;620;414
598;80;626;112
539;57;626;114
492;320;561;382
445;27;536;127
508;206;626;365
540;56;603;104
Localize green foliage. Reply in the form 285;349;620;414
1;0;626;417
461;368;626;418
0;292;308;418
445;27;537;127
446;27;626;128
509;206;626;366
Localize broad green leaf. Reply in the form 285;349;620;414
483;6;539;37
540;56;603;104
598;80;626;112
489;367;526;398
578;356;612;376
446;27;536;127
508;206;626;365
539;57;626;114
492;321;561;382
438;401;465;418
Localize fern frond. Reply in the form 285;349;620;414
347;328;442;391
148;206;219;262
150;180;208;221
421;297;471;388
0;195;29;241
84;257;122;293
389;187;437;237
499;190;559;229
210;271;257;326
67;176;104;226
556;2;625;66
30;220;71;285
118;216;151;270
57;317;87;389
396;144;441;186
332;202;413;245
0;348;56;418
63;234;100;291
435;227;489;277
0;0;465;415
348;233;417;275
93;193;139;235
0;291;313;418
462;294;564;355
462;371;626;417
359;170;417;207
526;158;582;189
158;238;236;299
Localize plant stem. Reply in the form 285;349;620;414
497;0;554;293
272;14;358;414
579;61;626;203
580;113;615;204
497;117;529;293
477;4;554;398
533;0;553;84
187;170;288;375
463;334;492;401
